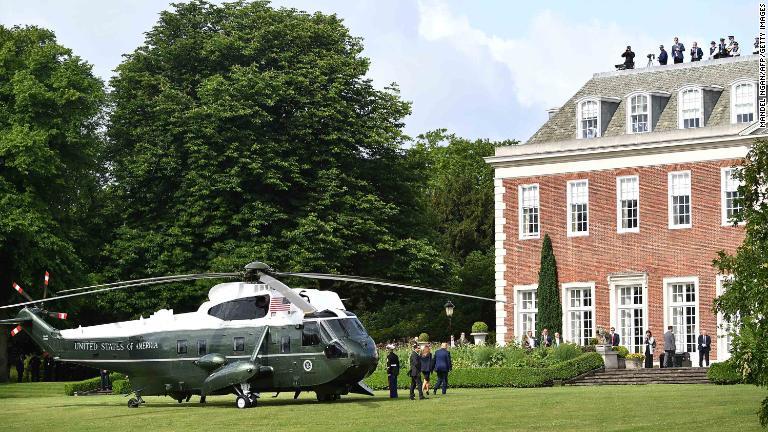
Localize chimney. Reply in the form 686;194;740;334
546;107;559;119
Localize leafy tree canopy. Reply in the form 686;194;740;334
0;25;105;379
100;0;447;318
714;138;768;426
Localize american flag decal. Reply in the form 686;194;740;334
269;296;291;312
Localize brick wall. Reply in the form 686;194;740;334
502;158;744;360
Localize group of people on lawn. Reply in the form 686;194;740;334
385;342;453;400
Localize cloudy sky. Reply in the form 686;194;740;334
0;0;759;142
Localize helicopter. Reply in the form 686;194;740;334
0;261;500;409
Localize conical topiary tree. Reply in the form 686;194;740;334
536;234;562;337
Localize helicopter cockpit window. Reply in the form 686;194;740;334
340;318;367;337
302;321;322;346
208;295;269;321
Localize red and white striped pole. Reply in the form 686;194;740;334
10;325;22;337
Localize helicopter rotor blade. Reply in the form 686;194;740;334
12;282;35;303
0;273;240;310
272;272;505;303
43;271;50;299
57;273;236;294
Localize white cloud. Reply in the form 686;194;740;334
417;0;662;110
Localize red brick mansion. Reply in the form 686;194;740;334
486;55;759;362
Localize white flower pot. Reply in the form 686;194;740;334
470;332;488;346
626;358;642;369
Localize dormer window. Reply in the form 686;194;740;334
625;90;670;134
677;84;722;129
576;96;620;139
731;79;756;124
579;99;599;138
629;94;649;133
679;88;702;128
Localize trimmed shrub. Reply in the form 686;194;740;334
365;352;603;390
626;353;645;361
417;333;429;342
612;346;629;358
471;322;489;333
65;372;125;396
548;343;582;363
708;361;743;384
112;379;133;395
546;352;604;381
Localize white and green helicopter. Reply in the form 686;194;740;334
0;261;499;408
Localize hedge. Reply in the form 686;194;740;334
364;352;603;390
708;361;744;384
112;379;133;395
64;372;125;396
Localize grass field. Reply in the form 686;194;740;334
0;382;765;432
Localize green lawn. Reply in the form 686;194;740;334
0;382;765;432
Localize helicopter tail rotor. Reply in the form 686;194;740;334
9;273;71;321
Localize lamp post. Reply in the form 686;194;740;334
444;300;455;347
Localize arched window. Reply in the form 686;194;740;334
578;99;599;138
629;94;649;133
731;80;756;124
678;88;702;129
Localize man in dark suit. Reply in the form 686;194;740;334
609;327;620;346
658;45;668;65
698;332;712;367
690;42;703;61
408;344;425;400
540;328;553;347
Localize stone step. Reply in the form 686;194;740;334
566;367;711;386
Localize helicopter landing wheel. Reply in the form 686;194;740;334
236;396;251;409
128;398;140;408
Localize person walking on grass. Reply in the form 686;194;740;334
420;345;433;394
431;343;453;395
409;344;426;400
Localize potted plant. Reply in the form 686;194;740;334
470;322;489;345
417;332;430;348
612;345;629;369
626;353;644;369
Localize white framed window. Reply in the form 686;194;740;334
609;273;648;355
562;282;594;345
518;184;540;239
514;285;538;342
578;99;599;139
567;179;589;236
628;94;649;133
668;171;692;229
678;87;703;129
617;284;645;353
731;80;756;124
616;175;639;233
721;167;744;226
663;277;699;355
716;275;737;361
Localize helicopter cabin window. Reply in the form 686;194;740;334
325;318;367;338
280;336;291;353
207;295;269;321
177;340;188;355
302;321;322;346
197;340;207;356
233;337;245;352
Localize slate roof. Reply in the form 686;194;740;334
526;55;758;145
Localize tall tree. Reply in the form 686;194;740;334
536;234;561;336
0;25;105;381
101;0;446;318
714;138;768;426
